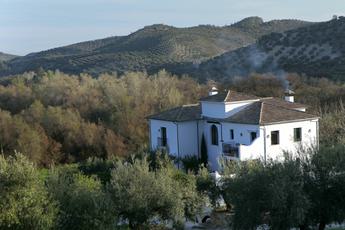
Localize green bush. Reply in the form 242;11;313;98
196;167;221;207
46;165;115;230
221;146;345;230
107;157;204;229
78;157;116;184
0;154;57;230
180;155;200;173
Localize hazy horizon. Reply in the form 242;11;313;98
1;0;344;56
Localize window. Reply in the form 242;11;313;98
294;128;302;142
211;124;218;145
230;129;234;140
271;131;279;145
250;131;257;143
161;127;167;147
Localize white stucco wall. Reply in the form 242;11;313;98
221;123;260;146
201;102;226;118
263;119;319;160
177;121;199;158
149;119;178;156
203;121;263;170
224;101;256;117
202;119;319;170
201;101;256;119
150;117;319;171
222;123;264;161
149;119;199;158
203;121;222;171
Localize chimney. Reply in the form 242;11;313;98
209;86;218;96
284;89;295;103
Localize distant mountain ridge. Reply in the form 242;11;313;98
0;17;312;77
195;16;345;81
0;52;17;62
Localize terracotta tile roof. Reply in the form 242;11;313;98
200;90;260;102
259;102;317;124
147;104;201;122
148;92;317;124
260;97;307;109
224;101;317;125
223;101;262;124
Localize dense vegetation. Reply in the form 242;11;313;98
0;17;310;77
1;69;345;229
1;70;345;165
222;146;345;230
1;144;345;229
0;152;207;229
0;70;204;166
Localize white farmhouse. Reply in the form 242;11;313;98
148;88;319;171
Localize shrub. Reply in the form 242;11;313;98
108;158;183;228
46;165;115;230
196;167;221;207
108;157;204;229
300;145;345;230
180;155;200;173
222;159;308;230
78;157;116;184
0;153;57;230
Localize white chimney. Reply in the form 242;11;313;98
284;89;295;103
209;86;218;96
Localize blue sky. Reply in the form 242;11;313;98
1;0;344;55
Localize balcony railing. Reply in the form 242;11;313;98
222;143;239;158
157;137;168;149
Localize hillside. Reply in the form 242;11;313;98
0;17;311;76
0;52;17;74
195;16;345;81
0;52;17;62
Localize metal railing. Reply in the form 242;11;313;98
222;143;239;158
157;137;168;148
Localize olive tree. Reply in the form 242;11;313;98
108;157;204;229
300;145;345;230
222;159;309;230
46;165;115;230
0;153;57;230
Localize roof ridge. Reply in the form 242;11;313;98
224;90;231;102
259;101;264;124
176;106;184;120
261;97;306;106
262;101;315;116
182;103;199;107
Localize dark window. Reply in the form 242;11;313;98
161;127;167;146
294;128;302;142
250;131;257;143
271;131;279;145
230;129;234;140
211;125;218;145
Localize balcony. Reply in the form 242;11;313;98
222;142;239;160
157;137;169;151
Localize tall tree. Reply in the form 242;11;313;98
200;134;208;167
